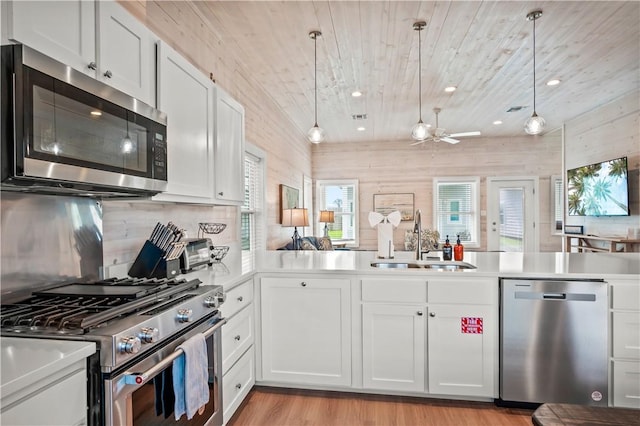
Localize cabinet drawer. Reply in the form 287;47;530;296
613;311;640;360
428;278;496;305
222;305;254;373
223;346;255;423
612;283;640;311
612;360;640;408
222;279;253;319
362;278;427;303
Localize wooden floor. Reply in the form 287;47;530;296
227;387;535;426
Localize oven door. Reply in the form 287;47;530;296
105;313;225;426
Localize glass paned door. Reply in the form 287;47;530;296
487;178;538;252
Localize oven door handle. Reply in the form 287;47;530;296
124;317;226;386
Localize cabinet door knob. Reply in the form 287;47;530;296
235;383;242;390
429;312;436;317
218;192;224;196
417;311;423;316
103;70;113;78
237;296;243;302
234;335;241;341
87;61;97;70
301;282;307;287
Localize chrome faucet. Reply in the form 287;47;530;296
413;209;422;260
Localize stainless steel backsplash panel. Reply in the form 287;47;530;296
1;192;103;300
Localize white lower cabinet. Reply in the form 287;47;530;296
221;279;255;425
362;304;426;392
610;279;640;408
427;303;495;397
260;276;352;387
427;278;497;398
361;277;427;392
223;346;255;425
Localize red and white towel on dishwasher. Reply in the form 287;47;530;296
173;333;209;420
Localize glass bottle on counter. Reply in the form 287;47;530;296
442;235;453;261
454;234;464;261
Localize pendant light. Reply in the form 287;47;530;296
411;21;429;141
307;30;325;144
524;10;546;135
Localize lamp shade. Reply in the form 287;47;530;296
318;210;335;223
282;208;309;227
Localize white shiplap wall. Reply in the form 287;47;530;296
564;91;640;249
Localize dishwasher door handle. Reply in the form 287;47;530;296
543;293;566;299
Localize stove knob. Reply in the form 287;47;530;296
176;309;192;323
119;336;141;354
139;327;159;343
216;291;226;305
204;296;218;308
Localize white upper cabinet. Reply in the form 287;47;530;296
95;1;155;105
153;40;215;204
214;87;245;205
4;0;155;106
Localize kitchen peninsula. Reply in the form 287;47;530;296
182;249;640;420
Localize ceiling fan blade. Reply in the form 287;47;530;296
410;140;426;146
441;136;460;144
449;131;481;137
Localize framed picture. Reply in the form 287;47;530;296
279;184;300;223
373;193;415;221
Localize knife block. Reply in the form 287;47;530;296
128;240;180;279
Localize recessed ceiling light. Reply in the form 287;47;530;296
444;86;457;93
357;126;365;131
546;79;561;86
351;90;362;97
493;120;503;125
90;111;102;116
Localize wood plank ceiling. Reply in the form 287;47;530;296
196;1;639;144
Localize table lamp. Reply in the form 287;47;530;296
282;207;309;250
319;210;334;238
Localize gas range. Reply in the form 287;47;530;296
0;276;225;372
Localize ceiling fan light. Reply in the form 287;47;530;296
411;120;430;141
308;124;326;143
524;112;546;135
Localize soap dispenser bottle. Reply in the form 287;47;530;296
454;234;464;261
442;235;453;261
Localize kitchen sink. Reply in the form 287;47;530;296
370;262;422;269
370;261;476;270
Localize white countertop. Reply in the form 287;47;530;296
0;337;96;399
252;250;640;279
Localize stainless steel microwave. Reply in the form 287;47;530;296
1;44;168;197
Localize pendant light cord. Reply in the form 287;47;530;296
532;15;537;114
314;34;318;125
418;25;422;121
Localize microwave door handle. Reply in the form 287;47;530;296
124;317;226;386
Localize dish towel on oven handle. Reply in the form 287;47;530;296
173;333;209;420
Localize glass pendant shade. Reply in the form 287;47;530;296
411;120;429;141
308;123;325;144
524;112;546;135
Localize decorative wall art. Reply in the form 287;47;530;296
373;193;415;221
279;184;300;223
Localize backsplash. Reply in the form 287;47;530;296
0;192;103;298
101;199;239;267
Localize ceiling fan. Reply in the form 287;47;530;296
411;107;481;145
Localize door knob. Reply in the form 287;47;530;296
103;70;113;78
429;312;436;317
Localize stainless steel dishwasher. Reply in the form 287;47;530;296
499;278;608;406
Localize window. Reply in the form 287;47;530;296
433;177;480;247
316;179;359;246
552;175;563;233
241;145;265;251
